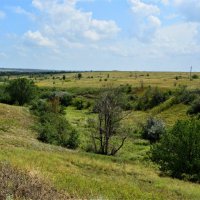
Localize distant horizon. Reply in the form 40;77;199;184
0;66;200;73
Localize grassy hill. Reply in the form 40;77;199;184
0;103;200;199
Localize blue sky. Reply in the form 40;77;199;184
0;0;200;71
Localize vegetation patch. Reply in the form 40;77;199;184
0;162;70;200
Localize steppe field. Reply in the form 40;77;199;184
0;71;200;199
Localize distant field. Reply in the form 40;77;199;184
2;71;199;90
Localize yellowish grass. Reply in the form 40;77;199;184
33;71;200;90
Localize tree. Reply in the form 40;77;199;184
89;88;129;155
150;119;200;182
6;78;36;105
77;73;82;80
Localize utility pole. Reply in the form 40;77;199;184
190;66;192;81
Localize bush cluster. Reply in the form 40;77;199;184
150;119;200;182
136;87;168;110
174;86;196;105
31;98;79;149
38;113;79;149
0;78;37;105
187;97;200;116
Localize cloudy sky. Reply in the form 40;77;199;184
0;0;200;71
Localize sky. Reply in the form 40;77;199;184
0;0;200;71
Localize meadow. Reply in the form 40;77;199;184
0;71;200;199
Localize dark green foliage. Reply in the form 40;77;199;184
6;78;37;105
77;73;82;80
141;117;166;143
60;93;73;107
192;74;199;79
30;99;50;115
136;87;168;110
187;97;200;115
0;85;11;104
119;84;132;94
32;98;79;149
150;119;200;182
37;113;79;149
174;86;196;105
66;129;79;149
73;98;84;110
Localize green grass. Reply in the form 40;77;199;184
0;70;200;199
7;71;200;90
1;103;199;199
36;71;200;89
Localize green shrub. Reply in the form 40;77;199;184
60;93;73;107
192;74;199;79
0;85;11;104
174;86;196;105
31;96;79;149
136;87;168;110
73;98;84;110
187;97;200;115
6;78;37;105
150;119;200;182
37;113;79;149
140;117;166;143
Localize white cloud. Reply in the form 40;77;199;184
174;0;200;22
30;0;120;44
161;0;169;5
148;15;161;27
0;11;6;19
129;0;161;41
129;0;160;16
13;6;35;20
24;31;55;47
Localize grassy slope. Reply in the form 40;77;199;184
1;103;200;199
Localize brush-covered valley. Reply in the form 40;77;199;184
0;71;200;200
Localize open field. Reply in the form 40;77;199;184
1;71;200;90
35;71;200;89
0;71;200;199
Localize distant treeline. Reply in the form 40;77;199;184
0;70;86;76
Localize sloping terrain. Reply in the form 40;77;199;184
0;103;200;199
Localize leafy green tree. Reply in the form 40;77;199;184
6;78;36;105
77;73;82;80
150;119;200;182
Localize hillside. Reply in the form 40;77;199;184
0;103;200;199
